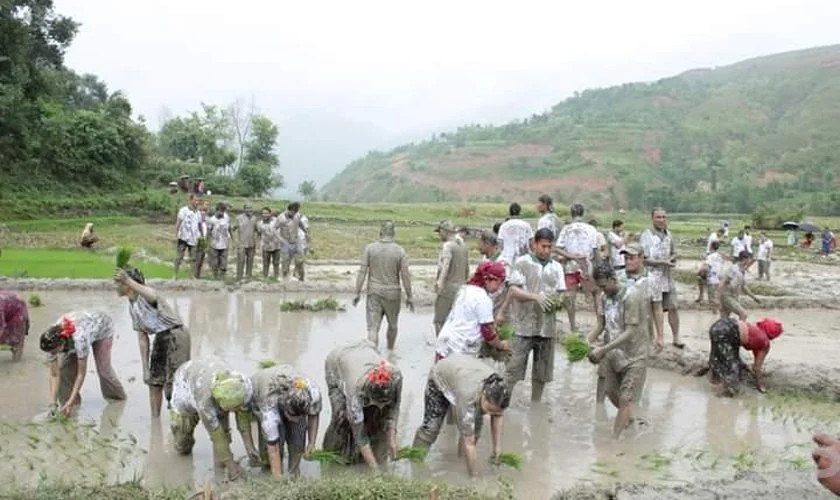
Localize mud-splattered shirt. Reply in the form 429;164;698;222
171;358;253;432
129;293;183;336
435;284;495;359
249;365;322;444
723;265;746;298
498;218;534;263
235;213;258;248
705;252;725;285
47;311;113;360
256;218;282;252
430;355;494;439
537;213;562;239
276;211;300;245
297;215;310;253
177;206;201;246
206;215;231;250
640;227;674;295
556;219;599;275
436;238;470;299
325;341;402;446
599;292;624;344
0;292;28;347
508;254;566;338
358;238;412;301
616;284;650;367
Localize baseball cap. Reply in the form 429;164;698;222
620;242;644;256
434;220;456;233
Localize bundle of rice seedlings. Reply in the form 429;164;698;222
115;247;132;269
561;336;590;363
547;293;564;313
497;323;514;341
397;447;428;462
28;294;42;307
279;301;307;312
196;237;209;251
497;452;523;470
311;297;345;312
258;360;277;369
304;449;348;465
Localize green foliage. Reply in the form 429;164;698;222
115;247;132;269
28;294;43;307
258;359;277;369
497;452;523;470
298;180;317;200
280;297;346;312
0;249;179;279
396;447;429;462
497;323;514;340
561;336;591;363
303;449;348;465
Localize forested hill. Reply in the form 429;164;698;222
322;45;840;215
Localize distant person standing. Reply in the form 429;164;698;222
277;203;302;280
206;203;231;279
589;219;609;261
555;203;600;333
756;233;774;280
821;228;835;257
697;241;725;311
233;203;258;281
174;194;202;279
536;194;562;236
497;203;533;264
742;226;753;255
706;228;724;255
607;220;626;271
786;229;796;247
353;221;414;351
295;213;310;281
256;207;282;280
433;220;470;336
731;231;747;259
640;207;682;349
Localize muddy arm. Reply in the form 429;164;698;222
48;359;60;407
753;347;769;392
587;314;606;344
62;358;87;414
306;414;319;454
400;253;413;306
463;435;479;476
137;332;151;382
490;414;503;459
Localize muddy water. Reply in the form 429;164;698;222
0;291;836;496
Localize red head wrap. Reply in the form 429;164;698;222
467;261;506;288
756;318;783;340
60;316;76;339
366;360;392;386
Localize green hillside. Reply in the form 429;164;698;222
322;45;840;214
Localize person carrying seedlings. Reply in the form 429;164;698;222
639;207;682;349
554;203;600;333
39;312;126;416
0;291;28;361
435;261;511;361
353;221;414;351
706;317;782;395
322;340;402;469
588;263;650;438
205;202;232;279
169;357;259;479
502;228;566;403
174;194;202;279
587;265;629;405
433;220;470;336
412;354;512;476
256;207;282;279
232;202;258;281
114;267;191;417
719;250;761;321
248;364;321;479
80;222;98;248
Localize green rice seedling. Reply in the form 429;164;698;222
196;237;209;252
115;247;132;269
311;297;345;312
28;294;42;307
279;301;307;312
561;336;590;362
547;293;564;313
641;451;672;470
497;323;514;340
258;360;277;369
397;447;428;462
497;452;522;470
304;449;348;465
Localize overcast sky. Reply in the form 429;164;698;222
55;0;840;194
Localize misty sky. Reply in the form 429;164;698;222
55;0;840;196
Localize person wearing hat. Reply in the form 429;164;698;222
248;364;322;479
40;312;126;417
353;221;414;351
169;357;258;479
412;354;512;476
233;202;258;281
707;317;783;395
433;220;470;336
322;340;403;469
114;267;191;417
0;291;29;362
719;250;762;321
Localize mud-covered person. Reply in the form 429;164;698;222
0;291;29;361
174;193;202;279
232;203;258;281
719;250;761;321
322;340;402;470
169;358;259;479
639;207;682;349
276;202;302;280
353;221;414;351
295;212;310;281
536;194;563;237
114;267;191;417
502;228;566;403
707;317;782;395
697;240;725;311
248;364;321;479
588;263;650;438
498;202;534;264
39;312;126;416
256;207;282;280
554;203;600;333
206;202;232;279
587;264;629;405
607;220;627;271
476;231;511;325
413;355;512;476
433;220;470;336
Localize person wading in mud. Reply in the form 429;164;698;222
588;263;650;438
433;220;470;336
247;364;321;479
412;355;512;476
0;291;29;361
353;221;414;351
501;228;566;403
322;340;402;470
719;250;762;321
40;312;127;416
256;207;282;280
640;207;683;349
706;317;782;395
697;240;725;312
756;232;774;281
498;202;534;264
536;194;563;236
114;267;191;417
555;203;600;333
206;202;232;279
174;194;202;279
232;203;257;281
295;211;310;281
169;357;259;480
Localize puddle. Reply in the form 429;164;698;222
0;291;837;496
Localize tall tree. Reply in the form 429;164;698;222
298;180;316;200
227;97;255;174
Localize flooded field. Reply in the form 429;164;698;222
0;290;837;497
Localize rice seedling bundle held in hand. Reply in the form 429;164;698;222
562;336;590;362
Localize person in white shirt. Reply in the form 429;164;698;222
706;228;724;254
536;194;562;236
174;194;201;279
756;232;774;281
205;203;232;279
731;231;747;259
589;219;609;261
497;203;534;264
554;203;600;332
697;241;725;312
743;226;753;254
607;220;626;270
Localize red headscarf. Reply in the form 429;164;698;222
756;318;783;340
366;360;392;386
467;261;506;288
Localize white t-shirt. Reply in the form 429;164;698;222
706;232;719;254
743;234;753;254
177;206;202;246
705;252;725;285
48;312;114;360
556;219;599;275
608;231;625;268
537;212;561;237
435;285;494;359
757;239;774;261
498;218;534;263
731;237;746;257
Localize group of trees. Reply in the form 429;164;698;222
2;0;284;198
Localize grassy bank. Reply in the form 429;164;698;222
0;249;184;279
